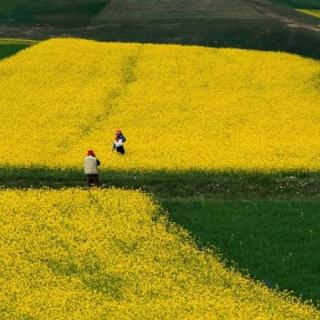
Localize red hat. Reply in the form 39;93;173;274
87;150;95;156
116;128;122;133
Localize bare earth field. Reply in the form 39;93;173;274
0;0;319;58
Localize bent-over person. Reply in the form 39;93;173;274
84;150;101;187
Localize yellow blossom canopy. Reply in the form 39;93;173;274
0;39;319;171
0;188;318;319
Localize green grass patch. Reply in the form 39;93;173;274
164;199;320;303
1;167;320;201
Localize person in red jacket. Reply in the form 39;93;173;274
84;149;101;187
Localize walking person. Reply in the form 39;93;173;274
84;149;101;187
112;128;126;155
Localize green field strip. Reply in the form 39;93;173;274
0;38;39;44
0;0;108;27
165;199;320;303
0;40;36;60
271;0;320;9
1;167;320;200
0;0;25;15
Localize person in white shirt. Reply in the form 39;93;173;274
84;150;101;187
112;128;126;155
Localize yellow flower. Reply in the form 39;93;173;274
0;38;319;171
0;188;318;319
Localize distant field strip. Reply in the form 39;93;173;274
93;0;264;21
0;38;36;61
0;39;319;171
0;1;108;26
0;0;25;15
271;0;320;9
0;38;38;44
296;9;320;19
0;188;319;319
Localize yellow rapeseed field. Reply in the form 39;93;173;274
0;38;319;171
0;188;319;319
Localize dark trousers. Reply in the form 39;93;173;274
116;146;125;155
86;174;101;187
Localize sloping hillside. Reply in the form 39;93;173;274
0;38;319;171
1;188;319;319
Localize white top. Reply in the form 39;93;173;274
114;139;123;148
84;156;99;174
